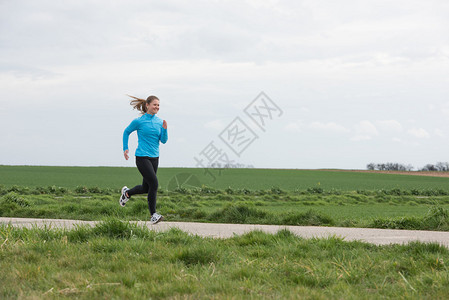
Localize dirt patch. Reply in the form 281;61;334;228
321;170;449;178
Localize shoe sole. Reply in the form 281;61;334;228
119;187;128;207
119;195;127;207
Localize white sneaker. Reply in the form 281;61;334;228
150;212;163;224
119;186;130;207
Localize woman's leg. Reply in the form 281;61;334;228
127;157;159;215
147;158;159;214
127;178;149;196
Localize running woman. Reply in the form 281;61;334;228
120;95;168;224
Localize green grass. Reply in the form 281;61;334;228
2;166;449;298
1;165;449;191
1;165;449;231
2;187;449;231
1;221;448;299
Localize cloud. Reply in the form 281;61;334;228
309;121;349;133
204;119;226;131
284;122;302;132
350;135;372;141
351;120;378;140
0;63;60;80
358;121;379;135
376;120;403;132
442;102;449;117
350;120;379;141
2;0;448;70
434;128;446;138
408;128;430;138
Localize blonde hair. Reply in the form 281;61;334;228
127;95;159;114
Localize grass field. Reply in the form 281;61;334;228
2;166;449;298
2;165;449;191
1;220;449;299
1;165;449;231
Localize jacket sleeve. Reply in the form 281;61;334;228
123;119;139;151
160;127;168;144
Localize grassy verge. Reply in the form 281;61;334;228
1;220;448;299
1;186;449;231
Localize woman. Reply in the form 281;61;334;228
120;95;168;224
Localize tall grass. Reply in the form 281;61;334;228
1;221;448;299
2;186;449;231
371;206;449;231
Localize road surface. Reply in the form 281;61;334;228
1;217;449;248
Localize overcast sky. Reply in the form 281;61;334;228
1;0;448;170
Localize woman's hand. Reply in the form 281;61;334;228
163;120;168;129
124;150;129;160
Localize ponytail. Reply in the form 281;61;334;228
128;95;147;114
127;95;159;114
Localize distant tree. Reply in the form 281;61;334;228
385;162;399;171
367;162;414;171
405;164;414;171
367;163;376;170
436;162;449;172
421;164;437;171
377;163;386;171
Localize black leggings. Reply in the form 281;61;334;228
127;156;159;215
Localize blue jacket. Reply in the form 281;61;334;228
123;113;168;157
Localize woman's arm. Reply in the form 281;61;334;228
123;119;139;159
160;120;168;144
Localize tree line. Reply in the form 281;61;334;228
367;162;449;172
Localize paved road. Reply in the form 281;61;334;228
2;217;449;248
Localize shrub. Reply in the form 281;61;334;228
38;186;62;194
356;190;372;196
225;187;234;195
173;187;189;194
307;187;324;194
370;206;449;231
410;189;420;196
75;186;89;194
7;185;24;193
199;185;221;195
0;200;19;214
370;217;421;230
281;209;335;226
88;186;102;194
389;188;407;196
270;186;284;195
241;188;252;195
423;206;449;230
208;204;268;223
1;192;30;208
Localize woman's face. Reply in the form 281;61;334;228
147;100;160;115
